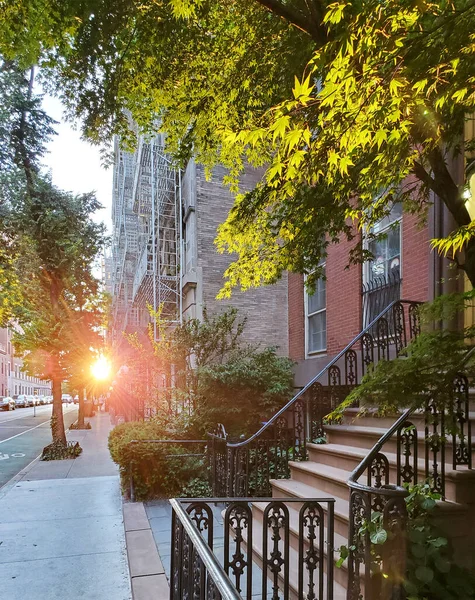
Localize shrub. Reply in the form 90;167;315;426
195;347;294;437
108;420;209;500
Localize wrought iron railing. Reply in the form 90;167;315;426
346;346;475;600
170;496;335;600
362;267;401;331
209;300;422;498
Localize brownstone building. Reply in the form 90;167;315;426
288;199;458;386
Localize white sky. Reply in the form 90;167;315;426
41;94;113;234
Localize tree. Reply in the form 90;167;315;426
2;1;475;289
0;60;55;322
125;307;293;436
12;182;106;443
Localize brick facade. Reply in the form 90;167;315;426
401;213;430;302
182;161;289;355
290;212;431;386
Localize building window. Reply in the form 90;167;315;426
362;204;402;328
306;268;327;354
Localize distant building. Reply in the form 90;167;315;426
109;136;288;355
0;326;52;397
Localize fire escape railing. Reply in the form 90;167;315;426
208;300;422;498
346;345;474;600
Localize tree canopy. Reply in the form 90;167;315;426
0;59;107;443
2;0;475;290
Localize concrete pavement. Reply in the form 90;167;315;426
0;411;131;600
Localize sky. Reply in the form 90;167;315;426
40;93;113;234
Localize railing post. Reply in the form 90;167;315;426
228;446;235;497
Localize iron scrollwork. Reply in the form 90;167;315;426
298;501;325;600
396;421;418;486
262;501;290;600
452;373;472;469
224;503;252;598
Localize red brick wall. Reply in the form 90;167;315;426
326;235;362;355
287;214;430;362
288;272;305;360
401;214;430;302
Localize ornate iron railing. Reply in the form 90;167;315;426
209;300;422;498
362;267;401;331
346;346;475;600
170;496;335;600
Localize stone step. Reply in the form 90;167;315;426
269;470;472;571
307;442;475;504
287;461;351;501
339;407;475;431
324;424;475;467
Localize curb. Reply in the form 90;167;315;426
123;502;169;600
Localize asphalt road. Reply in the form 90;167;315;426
0;404;78;488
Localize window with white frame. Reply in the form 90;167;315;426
362;204;402;328
306;268;327;354
365;203;402;284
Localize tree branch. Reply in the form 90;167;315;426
253;0;327;44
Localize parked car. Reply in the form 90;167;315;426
61;394;73;403
12;394;28;408
44;396;52;404
73;395;79;404
0;396;15;411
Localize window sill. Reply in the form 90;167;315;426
306;349;327;359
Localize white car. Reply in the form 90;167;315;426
0;396;15;411
12;394;28;408
62;394;73;403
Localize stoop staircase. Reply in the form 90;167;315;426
170;301;475;600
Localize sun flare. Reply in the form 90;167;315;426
90;355;111;380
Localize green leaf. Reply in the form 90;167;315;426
370;528;387;545
431;536;448;548
415;565;434;584
374;129;387;149
421;497;436;511
434;556;451;574
411;543;426;559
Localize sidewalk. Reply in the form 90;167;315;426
0;412;131;600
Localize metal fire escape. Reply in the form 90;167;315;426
111;133;180;343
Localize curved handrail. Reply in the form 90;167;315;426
348;407;414;497
170;498;242;600
227;299;420;450
348;344;475;495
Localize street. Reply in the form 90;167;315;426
0;405;78;488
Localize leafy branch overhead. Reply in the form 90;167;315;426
2;1;475;291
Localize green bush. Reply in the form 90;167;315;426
108;420;209;500
195;347;294;437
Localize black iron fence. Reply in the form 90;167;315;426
362;268;401;332
170;497;335;600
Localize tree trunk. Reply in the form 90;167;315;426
78;387;85;428
51;376;66;444
464;237;475;288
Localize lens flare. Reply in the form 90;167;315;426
91;355;111;380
